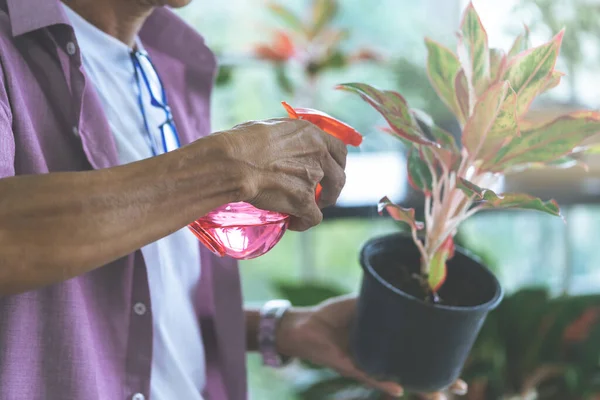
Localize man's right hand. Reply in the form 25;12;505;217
0;118;348;294
219;118;348;231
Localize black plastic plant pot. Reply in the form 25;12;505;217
350;233;503;393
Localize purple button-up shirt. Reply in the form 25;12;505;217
0;0;247;399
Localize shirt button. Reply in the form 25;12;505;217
131;394;145;400
71;126;79;136
133;302;147;316
66;41;77;56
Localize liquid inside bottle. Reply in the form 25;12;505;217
188;101;362;260
188;202;289;260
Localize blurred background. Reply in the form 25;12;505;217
177;0;600;399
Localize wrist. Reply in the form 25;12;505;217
275;307;310;358
259;300;307;367
173;133;247;207
207;131;257;203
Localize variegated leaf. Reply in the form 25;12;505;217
462;81;519;162
508;156;587;173
489;48;507;81
573;142;600;156
458;2;490;95
508;25;531;58
503;30;564;116
455;69;471;123
412;109;459;152
430;125;458;153
485;111;600;171
428;236;454;292
425;38;462;118
407;147;433;195
377;196;424;230
482;192;561;218
412;109;460;168
457;178;561;218
337;83;436;145
540;70;564;94
456;178;486;199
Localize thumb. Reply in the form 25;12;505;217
288;203;323;231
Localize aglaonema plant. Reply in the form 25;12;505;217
338;2;600;299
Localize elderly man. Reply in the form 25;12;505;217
0;0;466;399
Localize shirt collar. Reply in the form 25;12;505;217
7;0;68;37
6;0;217;77
61;2;135;67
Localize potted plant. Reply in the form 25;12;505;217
333;2;600;394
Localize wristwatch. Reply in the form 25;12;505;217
259;299;293;368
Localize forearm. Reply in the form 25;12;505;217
0;133;243;295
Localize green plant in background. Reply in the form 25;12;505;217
252;0;383;101
512;0;600;104
463;288;600;400
337;2;600;296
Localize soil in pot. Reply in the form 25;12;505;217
351;233;503;393
381;258;489;307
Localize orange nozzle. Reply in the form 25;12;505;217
281;101;363;147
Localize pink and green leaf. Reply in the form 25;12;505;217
407;147;433;195
428;236;455;292
411;109;459;152
508;25;531;58
503;30;564;116
454;69;471;123
377;196;424;231
462;81;519;162
489;48;508;81
457;178;562;218
411;109;460;168
540;70;565;94
481;192;562;218
485;111;600;171
425;38;462;118
458;2;490;95
509;156;587;173
456;178;486;199
337;83;436;146
573;142;600;156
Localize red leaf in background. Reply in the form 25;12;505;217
563;306;600;343
281;101;363;146
254;31;296;62
349;48;384;63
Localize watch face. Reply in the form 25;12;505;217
269;299;292;309
261;299;292;317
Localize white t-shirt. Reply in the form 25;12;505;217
63;5;206;400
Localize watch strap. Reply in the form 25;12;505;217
259;299;293;368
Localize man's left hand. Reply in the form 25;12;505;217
275;295;468;399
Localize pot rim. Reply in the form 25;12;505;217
360;233;504;313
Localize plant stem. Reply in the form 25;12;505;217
425;194;432;230
411;224;428;267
